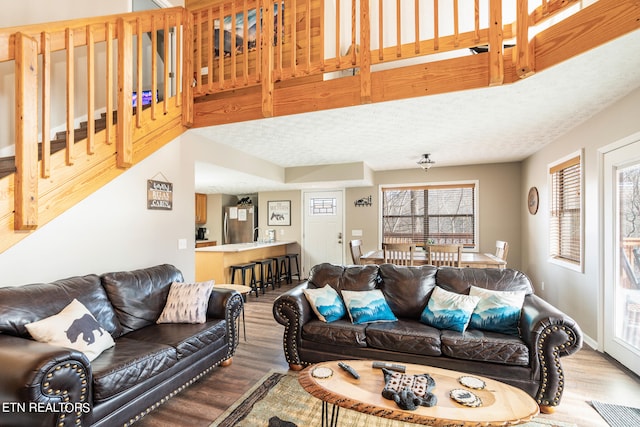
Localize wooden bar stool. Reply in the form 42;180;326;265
271;255;289;288
285;253;301;282
253;258;274;293
230;263;258;297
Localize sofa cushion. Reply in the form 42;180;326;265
440;329;529;366
302;319;367;347
468;286;526;336
366;320;441;356
435;267;534;295
25;299;115;362
378;264;437;318
307;263;378;292
157;281;215;324
101;264;184;334
420;286;479;333
303;284;346;322
125;320;227;359
0;274;122;338
342;289;397;324
91;337;178;402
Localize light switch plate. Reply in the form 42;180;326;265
352;229;363;236
178;238;187;250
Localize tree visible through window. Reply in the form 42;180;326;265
381;183;477;249
549;154;582;267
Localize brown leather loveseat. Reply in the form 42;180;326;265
0;264;243;427
273;263;582;412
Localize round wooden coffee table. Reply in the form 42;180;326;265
299;360;539;427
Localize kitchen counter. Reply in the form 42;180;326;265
196;240;293;253
195;241;296;284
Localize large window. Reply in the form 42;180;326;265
549;152;583;269
381;182;477;250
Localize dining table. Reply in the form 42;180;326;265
359;250;506;269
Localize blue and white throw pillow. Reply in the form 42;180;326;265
303;284;346;323
420;286;480;333
341;289;398;325
468;286;526;335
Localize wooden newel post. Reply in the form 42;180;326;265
14;32;39;231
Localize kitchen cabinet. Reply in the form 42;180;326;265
195;193;207;224
195;240;217;248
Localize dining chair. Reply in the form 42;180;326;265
349;239;363;265
427;244;462;267
383;243;415;266
495;240;509;261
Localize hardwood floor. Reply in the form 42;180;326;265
136;282;640;427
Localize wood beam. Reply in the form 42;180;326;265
14;32;39;231
534;0;640;73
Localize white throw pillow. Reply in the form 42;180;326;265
25;299;115;362
157;281;215;324
303;284;346;322
468;286;526;335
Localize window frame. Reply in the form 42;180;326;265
379;180;479;252
548;150;584;272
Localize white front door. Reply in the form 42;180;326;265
303;190;344;276
603;137;640;376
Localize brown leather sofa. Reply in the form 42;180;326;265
0;264;243;427
273;263;583;412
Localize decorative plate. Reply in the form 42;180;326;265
528;186;539;215
450;389;483;407
311;367;333;379
458;376;486;390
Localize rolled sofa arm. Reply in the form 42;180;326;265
0;335;92;427
272;282;314;368
520;294;583;410
208;289;244;356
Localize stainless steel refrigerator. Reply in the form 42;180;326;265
223;205;257;243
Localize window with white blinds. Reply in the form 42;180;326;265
381;182;477;250
549;154;583;268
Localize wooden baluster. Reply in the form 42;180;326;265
516;0;534;78
256;0;262;82
175;12;182;106
231;1;237;87
194;10;202;92
218;5;225;90
319;0;325;71
117;18;133;168
86;24;95;154
66;28;75;165
290;0;297;76
489;0;504;86
151;15;158;119
207;7;214;92
136;17;143;128
378;0;383;60
335;0;341;67
474;0;480;42
14;32;39;230
41;32;51;177
243;0;249;85
414;0;419;54
105;22;114;144
261;0;274;117
433;0;439;51
306;0;311;73
359;0;371;103
276;1;283;79
163;14;170;113
396;0;401;57
453;0;459;47
350;0;356;65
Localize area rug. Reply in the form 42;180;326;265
211;371;576;427
589;400;640;427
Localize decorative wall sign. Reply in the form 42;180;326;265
268;200;291;226
147;179;173;210
354;195;372;207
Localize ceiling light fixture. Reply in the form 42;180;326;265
417;153;435;171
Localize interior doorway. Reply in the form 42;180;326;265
302;190;345;277
603;136;640;376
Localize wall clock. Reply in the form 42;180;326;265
528;187;539;215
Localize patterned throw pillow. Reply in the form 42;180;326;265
420;286;480;333
303;284;346;322
25;299;115;362
157;281;214;324
468;286;526;335
341;289;398;325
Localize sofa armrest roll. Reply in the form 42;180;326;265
272;282;314;367
520;294;583;409
208;288;244;355
0;335;92;427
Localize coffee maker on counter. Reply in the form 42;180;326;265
196;227;207;240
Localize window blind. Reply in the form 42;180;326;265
382;183;476;248
549;155;582;265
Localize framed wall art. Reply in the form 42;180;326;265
268;200;291;226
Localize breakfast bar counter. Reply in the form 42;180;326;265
195;241;296;284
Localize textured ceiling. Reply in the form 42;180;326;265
193;28;640;194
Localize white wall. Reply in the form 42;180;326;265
0;136;196;287
522;87;640;345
